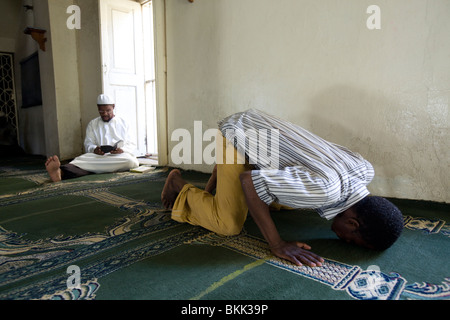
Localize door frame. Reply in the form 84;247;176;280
99;0;145;155
98;0;168;164
152;0;168;165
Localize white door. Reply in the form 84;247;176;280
100;0;146;156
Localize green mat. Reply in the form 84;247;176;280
0;156;449;301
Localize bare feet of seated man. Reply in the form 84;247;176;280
45;155;62;182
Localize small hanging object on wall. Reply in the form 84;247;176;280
188;0;194;2
24;27;47;52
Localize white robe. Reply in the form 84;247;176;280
70;116;139;173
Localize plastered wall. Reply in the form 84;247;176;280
166;0;449;203
12;0;101;160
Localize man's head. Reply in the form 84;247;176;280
97;94;115;122
331;196;404;250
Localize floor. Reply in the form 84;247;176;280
0;154;449;301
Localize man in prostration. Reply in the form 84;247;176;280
161;109;404;267
45;94;139;182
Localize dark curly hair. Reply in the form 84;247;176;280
353;196;404;250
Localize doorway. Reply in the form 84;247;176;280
99;0;160;163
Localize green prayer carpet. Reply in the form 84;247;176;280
0;155;449;301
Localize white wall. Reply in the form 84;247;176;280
14;0;52;157
12;0;102;159
0;0;22;52
47;0;83;159
76;0;103;137
165;0;449;203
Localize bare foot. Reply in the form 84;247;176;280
205;165;217;194
45;155;62;182
161;169;187;209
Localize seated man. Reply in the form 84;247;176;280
161;109;404;267
45;94;139;182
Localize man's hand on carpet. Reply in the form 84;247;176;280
270;241;324;267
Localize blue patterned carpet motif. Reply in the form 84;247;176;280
0;158;449;300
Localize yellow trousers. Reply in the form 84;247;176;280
171;135;292;236
171;136;253;236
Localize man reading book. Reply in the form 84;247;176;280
45;94;139;182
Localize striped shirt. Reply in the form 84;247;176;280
218;109;374;220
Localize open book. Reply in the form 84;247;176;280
130;165;156;173
100;140;124;153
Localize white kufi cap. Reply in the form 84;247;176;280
97;94;115;105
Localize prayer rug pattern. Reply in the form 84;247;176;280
0;158;448;300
